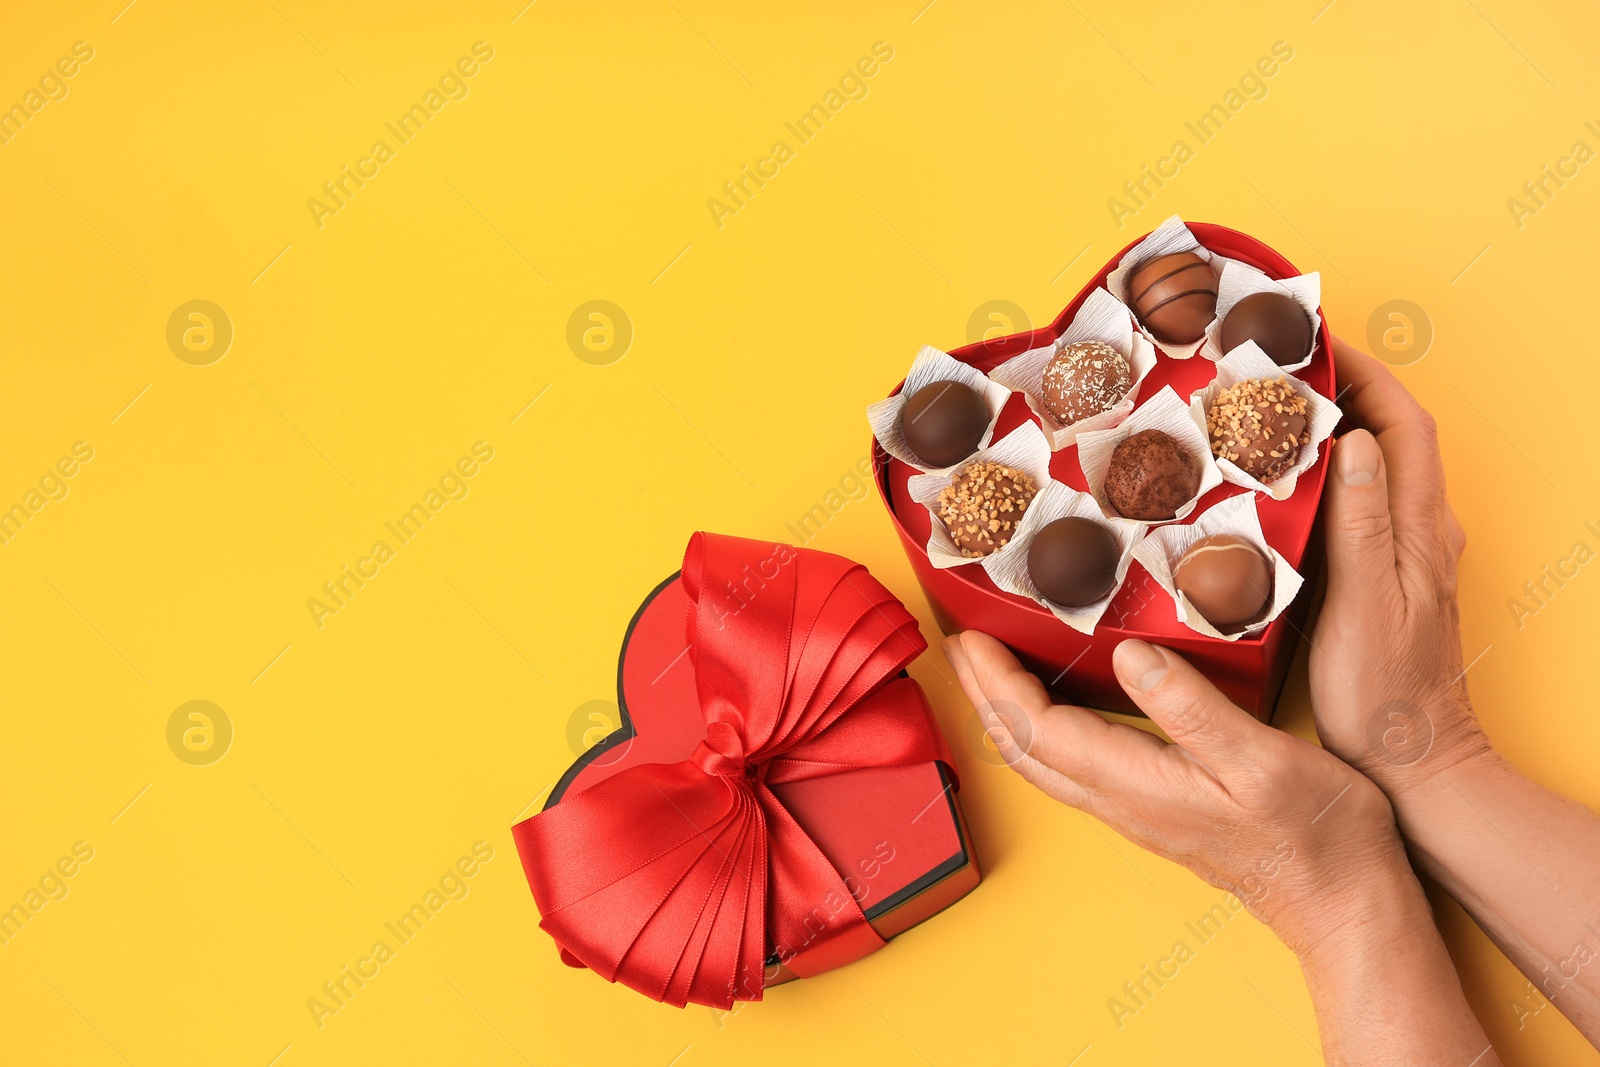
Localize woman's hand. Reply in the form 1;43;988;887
1310;338;1600;1045
943;630;1404;955
945;630;1500;1064
1309;337;1487;785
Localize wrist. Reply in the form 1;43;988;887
1289;850;1433;968
1353;690;1495;801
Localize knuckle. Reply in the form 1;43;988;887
1156;683;1217;744
1338;508;1393;549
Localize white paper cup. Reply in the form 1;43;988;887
1105;215;1241;360
1189;342;1342;500
987;288;1158;451
907;421;1052;570
1130;492;1303;641
867;345;1013;474
1200;260;1322;372
984;481;1146;635
1076;385;1223;526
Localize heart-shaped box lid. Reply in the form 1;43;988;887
522;552;980;999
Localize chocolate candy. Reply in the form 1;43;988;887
1027;516;1120;607
1174;534;1273;632
1041;340;1132;426
1220;292;1313;366
937;461;1036;558
1104;429;1200;521
901;381;990;468
1126;253;1219;345
1207;376;1310;482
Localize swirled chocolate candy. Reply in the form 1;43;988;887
1041;340;1132;426
1174;534;1273;632
1220;292;1313;366
937;461;1036;557
1104;429;1200;521
901;381;990;468
1126;253;1219;345
1207;376;1310;483
1027;516;1120;607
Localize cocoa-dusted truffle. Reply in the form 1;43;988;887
1041;340;1132;426
1220;292;1313;366
1104;429;1200;521
1207;376;1310;483
937;461;1036;558
901;381;991;468
1174;534;1273;632
1127;253;1219;345
1027;517;1120;607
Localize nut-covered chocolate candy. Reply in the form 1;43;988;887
937;461;1036;558
1207;376;1310;483
1126;253;1219;345
901;381;990;468
1104;429;1201;521
1041;340;1132;426
1027;516;1120;607
1174;534;1273;632
1220;292;1313;366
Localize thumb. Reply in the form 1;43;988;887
1325;429;1399;599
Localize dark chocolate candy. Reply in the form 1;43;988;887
1220;292;1313;366
901;381;990;468
1026;516;1120;607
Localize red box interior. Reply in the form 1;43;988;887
873;223;1334;721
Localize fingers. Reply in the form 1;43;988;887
1330;337;1450;558
1324;429;1401;599
1112;641;1272;780
943;632;1166;800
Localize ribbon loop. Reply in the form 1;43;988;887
512;534;956;1009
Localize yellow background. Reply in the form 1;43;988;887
3;1;1597;1063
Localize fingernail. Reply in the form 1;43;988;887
1337;430;1379;487
941;634;970;674
1115;640;1167;692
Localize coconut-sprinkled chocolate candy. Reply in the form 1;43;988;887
1127;253;1219;345
1026;516;1120;607
1174;533;1273;632
937;461;1037;558
1207;376;1310;483
1104;429;1200;521
1040;340;1132;426
1220;292;1313;366
901;380;991;468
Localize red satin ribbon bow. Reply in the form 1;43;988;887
513;533;956;1008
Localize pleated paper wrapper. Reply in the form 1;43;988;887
867;345;1014;474
987;288;1158;451
907;421;1052;571
1131;491;1304;641
1199;260;1323;372
1189;342;1342;501
984;481;1147;635
1104;215;1241;360
1076;385;1223;527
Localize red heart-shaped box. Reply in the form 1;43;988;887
875;223;1334;721
536;572;980;991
